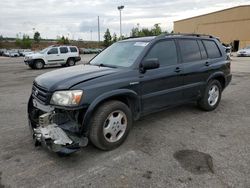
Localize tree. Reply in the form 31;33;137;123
58;36;70;44
16;34;32;48
34;31;41;43
112;33;117;43
151;23;162;36
103;29;112;47
0;35;3;41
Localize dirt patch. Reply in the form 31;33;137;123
0;172;5;188
174;150;214;174
142;170;153;179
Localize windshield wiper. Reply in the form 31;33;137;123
98;63;117;68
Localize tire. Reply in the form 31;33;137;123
34;60;44;69
89;100;132;150
67;58;75;66
198;80;222;111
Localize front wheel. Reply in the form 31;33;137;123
34;60;44;69
198;80;222;111
89;100;132;150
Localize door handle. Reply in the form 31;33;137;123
205;61;210;66
175;67;181;73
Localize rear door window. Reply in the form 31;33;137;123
60;47;68;54
202;40;221;58
178;39;201;62
197;40;208;59
144;40;178;66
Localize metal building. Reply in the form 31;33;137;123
174;5;250;51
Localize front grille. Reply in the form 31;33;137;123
32;82;51;104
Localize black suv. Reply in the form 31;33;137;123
28;34;232;154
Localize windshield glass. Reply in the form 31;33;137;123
90;41;148;67
40;47;49;54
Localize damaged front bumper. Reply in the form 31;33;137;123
28;98;88;154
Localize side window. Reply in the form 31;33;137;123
70;47;77;52
60;47;68;54
179;39;201;62
202;40;221;58
48;48;58;55
144;40;177;66
197;40;208;59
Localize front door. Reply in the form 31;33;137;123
140;39;184;114
46;47;62;64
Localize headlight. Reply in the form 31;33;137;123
50;90;83;106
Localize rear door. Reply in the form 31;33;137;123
178;38;209;100
140;39;184;114
59;47;69;63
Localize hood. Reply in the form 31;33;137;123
26;52;42;58
35;64;119;91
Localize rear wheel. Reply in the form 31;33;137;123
34;60;44;69
198;80;222;111
67;58;75;66
89;100;132;150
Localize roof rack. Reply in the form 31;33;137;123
159;33;215;38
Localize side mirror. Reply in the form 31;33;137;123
140;58;160;73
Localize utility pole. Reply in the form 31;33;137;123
117;5;124;39
98;16;100;42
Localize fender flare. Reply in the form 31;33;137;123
81;89;140;134
206;71;225;83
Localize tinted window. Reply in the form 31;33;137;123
203;40;221;58
145;40;177;66
179;39;201;62
60;47;68;53
70;47;77;52
197;40;207;59
48;48;58;54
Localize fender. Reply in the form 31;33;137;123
81;89;141;134
206;71;225;83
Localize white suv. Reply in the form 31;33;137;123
24;46;81;69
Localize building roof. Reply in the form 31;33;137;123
174;5;250;23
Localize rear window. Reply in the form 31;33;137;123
70;47;78;52
60;47;68;54
179;39;201;62
202;40;221;58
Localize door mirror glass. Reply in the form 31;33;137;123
140;58;159;73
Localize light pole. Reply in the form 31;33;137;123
117;5;124;39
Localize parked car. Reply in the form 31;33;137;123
0;49;7;56
19;49;33;56
237;45;250;56
28;34;232;155
82;48;102;54
4;50;20;57
24;45;81;69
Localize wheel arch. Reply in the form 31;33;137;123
81;89;140;135
207;72;226;89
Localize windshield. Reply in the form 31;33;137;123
90;41;148;68
40;47;49;54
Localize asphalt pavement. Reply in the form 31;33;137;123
0;54;249;188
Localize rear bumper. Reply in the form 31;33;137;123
75;56;81;62
225;74;232;87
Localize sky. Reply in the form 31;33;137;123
0;0;250;41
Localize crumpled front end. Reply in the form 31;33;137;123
28;96;88;154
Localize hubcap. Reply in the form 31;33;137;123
103;110;127;143
69;60;74;66
36;61;43;69
208;85;219;106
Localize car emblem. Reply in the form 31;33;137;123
34;89;39;96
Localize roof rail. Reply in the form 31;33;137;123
159;33;215;38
